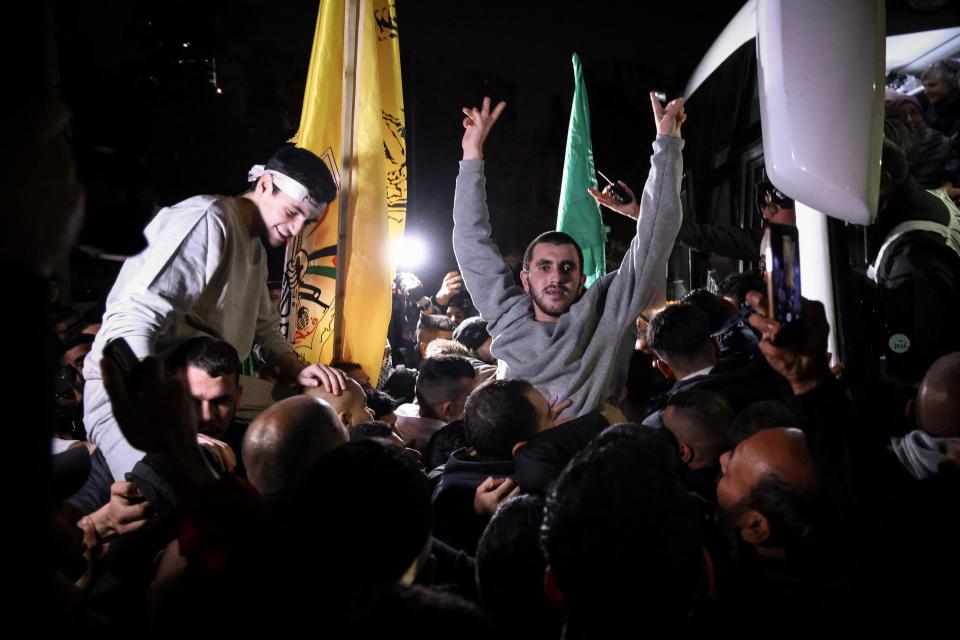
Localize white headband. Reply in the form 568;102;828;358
248;164;323;212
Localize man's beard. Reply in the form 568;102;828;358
531;284;578;317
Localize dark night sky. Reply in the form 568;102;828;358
47;0;744;297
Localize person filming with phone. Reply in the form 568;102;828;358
677;174;796;265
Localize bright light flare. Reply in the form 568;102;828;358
391;235;427;270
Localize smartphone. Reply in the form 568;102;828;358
103;337;143;394
597;169;633;205
761;223;803;345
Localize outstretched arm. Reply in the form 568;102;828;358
461;97;506;161
452;98;525;325
593;94;686;319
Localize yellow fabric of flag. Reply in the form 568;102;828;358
282;0;407;384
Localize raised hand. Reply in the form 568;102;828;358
745;291;832;395
435;271;464;306
101;356;197;456
588;180;641;220
651;93;686;138
297;362;348;394
461;97;507;160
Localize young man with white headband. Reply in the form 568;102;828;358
83;146;349;481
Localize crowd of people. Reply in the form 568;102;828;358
12;58;960;635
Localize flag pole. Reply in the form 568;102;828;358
334;0;361;361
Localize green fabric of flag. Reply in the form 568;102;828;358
557;52;607;287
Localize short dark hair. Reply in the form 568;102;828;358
665;389;733;465
167;336;241;379
382;365;418;405
263;145;337;207
422;421;468;472
728;400;803;447
415;356;476;420
646;304;712;361
476;495;560;634
418;314;457;332
540;423;703;625
446;291;476;315
679;288;736;334
717;271;765;308
452;316;490;352
881;138;911;188
331;361;364;374
364;387;399;420
348;420;397;442
463;379;538;461
522;231;584;274
292;440;432;587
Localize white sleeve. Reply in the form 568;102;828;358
95;210;228;360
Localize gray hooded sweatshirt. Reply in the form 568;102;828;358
452;134;683;419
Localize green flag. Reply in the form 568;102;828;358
557;53;606;287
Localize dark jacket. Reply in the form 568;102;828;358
872;177;960;382
677;218;763;264
431;449;514;553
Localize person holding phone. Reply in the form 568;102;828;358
84;146;349;481
677;175;796;265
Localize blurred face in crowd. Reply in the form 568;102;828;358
183;365;242;438
896;102;926;131
923;77;952;104
343;365;371;388
520;242;586;321
716;428;818;543
761;199;796;226
446;303;468;327
307;378;375;427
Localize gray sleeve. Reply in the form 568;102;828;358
452;160;526;325
96;211;228;359
254;281;293;364
601;134;684;321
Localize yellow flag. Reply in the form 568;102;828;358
281;0;407;384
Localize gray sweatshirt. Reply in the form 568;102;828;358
453;134;683;418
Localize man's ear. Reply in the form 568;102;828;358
258;170;274;195
338;411;351;429
904;397;916;423
520;270;530;294
654;357;676;381
236;383;244;406
578;273;586;292
543;567;567;611
436;400;454;423
739;509;771;546
679;442;694;465
511;440;528;457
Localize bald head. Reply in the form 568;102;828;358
242;395;348;496
304;378;373;427
916;352;960;438
717;428;821;551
